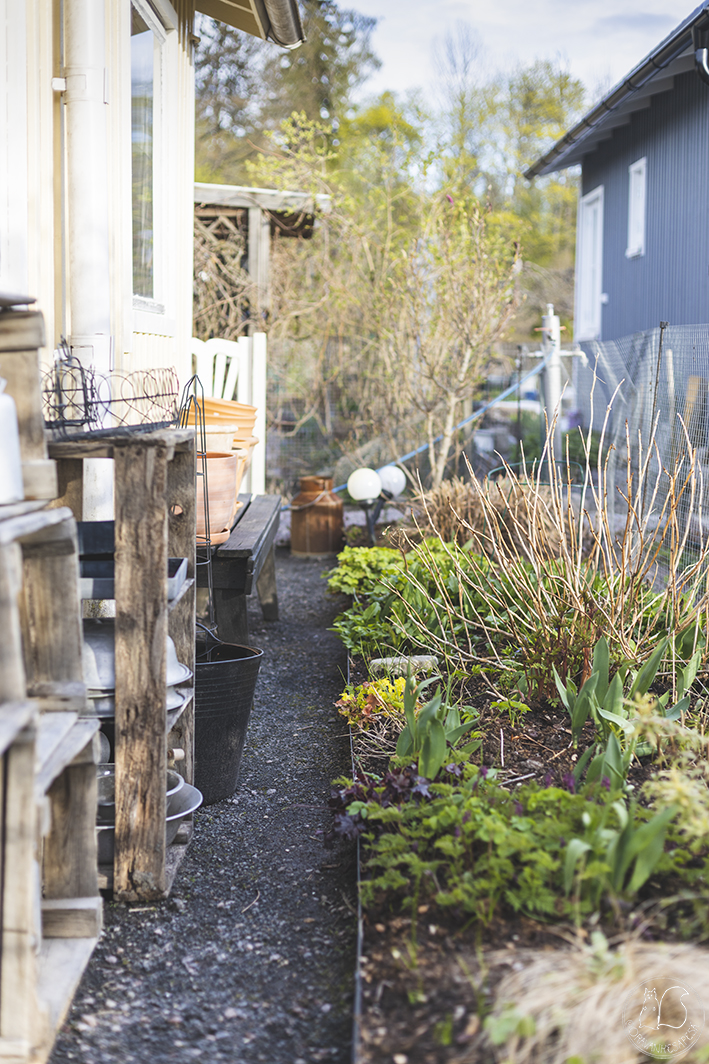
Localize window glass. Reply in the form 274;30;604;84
131;8;154;298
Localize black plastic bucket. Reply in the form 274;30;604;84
194;641;263;805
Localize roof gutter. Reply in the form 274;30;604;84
525;4;709;180
262;0;305;48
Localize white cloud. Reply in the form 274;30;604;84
353;0;685;105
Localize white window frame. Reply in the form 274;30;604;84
131;0;178;334
575;184;604;342
626;156;647;259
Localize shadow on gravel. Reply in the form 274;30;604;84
51;549;357;1064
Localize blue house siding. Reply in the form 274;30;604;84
582;70;709;341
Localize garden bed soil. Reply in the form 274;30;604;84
347;658;657;793
357;914;566;1064
345;659;668;1063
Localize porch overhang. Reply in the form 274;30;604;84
195;0;305;48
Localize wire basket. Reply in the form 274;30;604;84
43;340;179;438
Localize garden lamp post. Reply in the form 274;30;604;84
347;465;407;545
347;467;382;545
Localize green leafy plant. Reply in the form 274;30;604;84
491;697;531;728
553;635;703;749
330;767;695;925
330;539;490;660
395;672;480;780
325;545;403;598
574;730;635;793
335;676;407;729
564;798;678;905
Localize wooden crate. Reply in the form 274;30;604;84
0;503;101;1064
49;428;197;902
0;311;57;502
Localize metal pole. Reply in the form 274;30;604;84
541;303;562;461
516;347;522;461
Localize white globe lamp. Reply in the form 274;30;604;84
347;467;383;546
347;467;382;504
378;464;407;498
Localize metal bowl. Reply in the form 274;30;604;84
96;766;185;819
96;783;202;861
165;783;203;845
83;619;192;691
85;684;189;719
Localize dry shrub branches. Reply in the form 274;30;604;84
385;405;709;695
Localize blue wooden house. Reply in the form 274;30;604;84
527;2;709;343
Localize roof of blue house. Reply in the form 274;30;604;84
526;2;709;178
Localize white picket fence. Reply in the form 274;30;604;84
190;332;267;494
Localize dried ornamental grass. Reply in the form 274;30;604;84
385;403;709;694
483;935;709;1064
413;472;568;557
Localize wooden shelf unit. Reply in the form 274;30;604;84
48;428;197;902
0;502;101;1064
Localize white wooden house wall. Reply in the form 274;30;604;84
0;0;196;383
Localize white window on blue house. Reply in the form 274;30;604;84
575;185;604;341
626;157;647;259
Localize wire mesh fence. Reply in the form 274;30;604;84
575;323;709;585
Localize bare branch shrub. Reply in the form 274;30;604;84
383;400;709;698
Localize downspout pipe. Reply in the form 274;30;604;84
693;22;709;85
63;0;114;520
64;0;112;372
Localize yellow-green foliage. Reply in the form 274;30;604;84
335;677;407;729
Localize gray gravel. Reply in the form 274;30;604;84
51;549;356;1064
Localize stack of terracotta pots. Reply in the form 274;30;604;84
187;398;259;544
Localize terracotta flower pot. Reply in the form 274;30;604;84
203;425;240;452
196;452;237;542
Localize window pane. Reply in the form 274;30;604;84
131;8;154;298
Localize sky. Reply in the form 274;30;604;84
351;0;687;105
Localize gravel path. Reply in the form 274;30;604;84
51;549;356;1064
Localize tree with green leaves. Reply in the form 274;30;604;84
194;2;379;184
246;109;519;486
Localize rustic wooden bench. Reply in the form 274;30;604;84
199;493;281;644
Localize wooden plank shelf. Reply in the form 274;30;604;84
0;500;46;522
36;718;99;795
0;701;35;758
0;503;100;1064
48;428;194;462
52;427;197;903
35;713;77;773
37;937;99;1034
0;311;101;1064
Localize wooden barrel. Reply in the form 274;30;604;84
290;476;344;556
